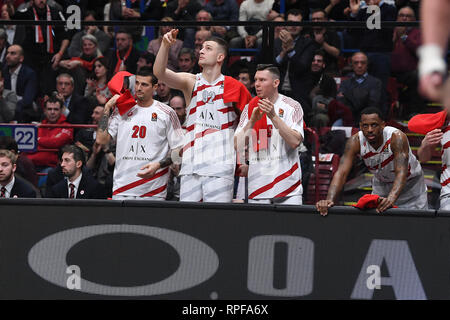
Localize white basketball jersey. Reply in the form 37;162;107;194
359;126;422;182
440;124;450;198
235;94;304;199
108;100;184;198
180;73;238;178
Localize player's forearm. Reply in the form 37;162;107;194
417;143;434;163
270;115;302;149
388;171;407;203
96;112;111;145
421;0;450;48
154;42;170;81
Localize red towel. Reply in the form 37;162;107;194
408;111;447;134
107;71;136;115
352;194;398;209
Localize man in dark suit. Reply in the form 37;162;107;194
3;44;38;122
274;9;320;121
0;149;36;198
46;145;106;199
55;73;91;124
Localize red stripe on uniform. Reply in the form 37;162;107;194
380;154;394;168
192;81;224;98
112;168;169;195
140;184;167;197
442;177;450;187
186;124;195;132
381;139;391;152
249;163;299;199
443;126;450;134
363;151;378;159
218;106;235;114
274;179;302;198
443;141;450;150
182;128;220;153
221;120;235;130
442;164;448;172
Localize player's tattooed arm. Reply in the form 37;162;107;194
159;156;173;168
96;94;120;145
380;131;409;212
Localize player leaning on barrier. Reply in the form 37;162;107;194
234;64;304;205
95;67;184;200
316;107;428;216
154;29;251;203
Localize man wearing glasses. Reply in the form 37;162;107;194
234;64;304;205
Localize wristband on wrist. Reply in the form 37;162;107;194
417;44;447;78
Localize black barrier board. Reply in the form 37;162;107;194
0;200;448;300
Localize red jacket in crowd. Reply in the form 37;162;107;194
27;115;73;167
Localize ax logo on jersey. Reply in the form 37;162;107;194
202;90;216;104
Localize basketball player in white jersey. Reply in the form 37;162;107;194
234;64;304;205
316;107;428;216
154;29;251;202
417;91;450;210
96;67;184;200
418;0;450;103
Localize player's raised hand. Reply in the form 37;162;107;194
105;94;120;112
419;73;444;102
162;29;179;47
315;199;334;216
137;162;161;179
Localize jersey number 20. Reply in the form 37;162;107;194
131;125;147;138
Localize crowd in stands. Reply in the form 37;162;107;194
0;0;448;202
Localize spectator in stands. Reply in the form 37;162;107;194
0;3;26;47
271;14;285;41
391;5;424;118
121;0;165;22
337;51;382;124
0;67;17;123
169;95;186;127
85;56;112;105
137;51;155;72
308;9;341;76
46;144;106;199
237;68;256;97
75;105;104;154
194;30;212;60
3;44;38;122
204;0;239;41
195;9;227;40
316;107;428;215
55;73;91;124
0;28;10;66
27;95;73;178
347;0;397;112
324;0;351;21
177;47;199;74
105;29;140;80
271;0;309;20
86;140;115;198
14;0;70;97
275;9;320;120
155;80;177;105
0;136;38;187
147;17;183;72
166;0;203;49
59;34;103;95
0;149;36;198
67;11;111;58
234;64;304;205
230;0;275;49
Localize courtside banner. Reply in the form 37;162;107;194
0;199;447;300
